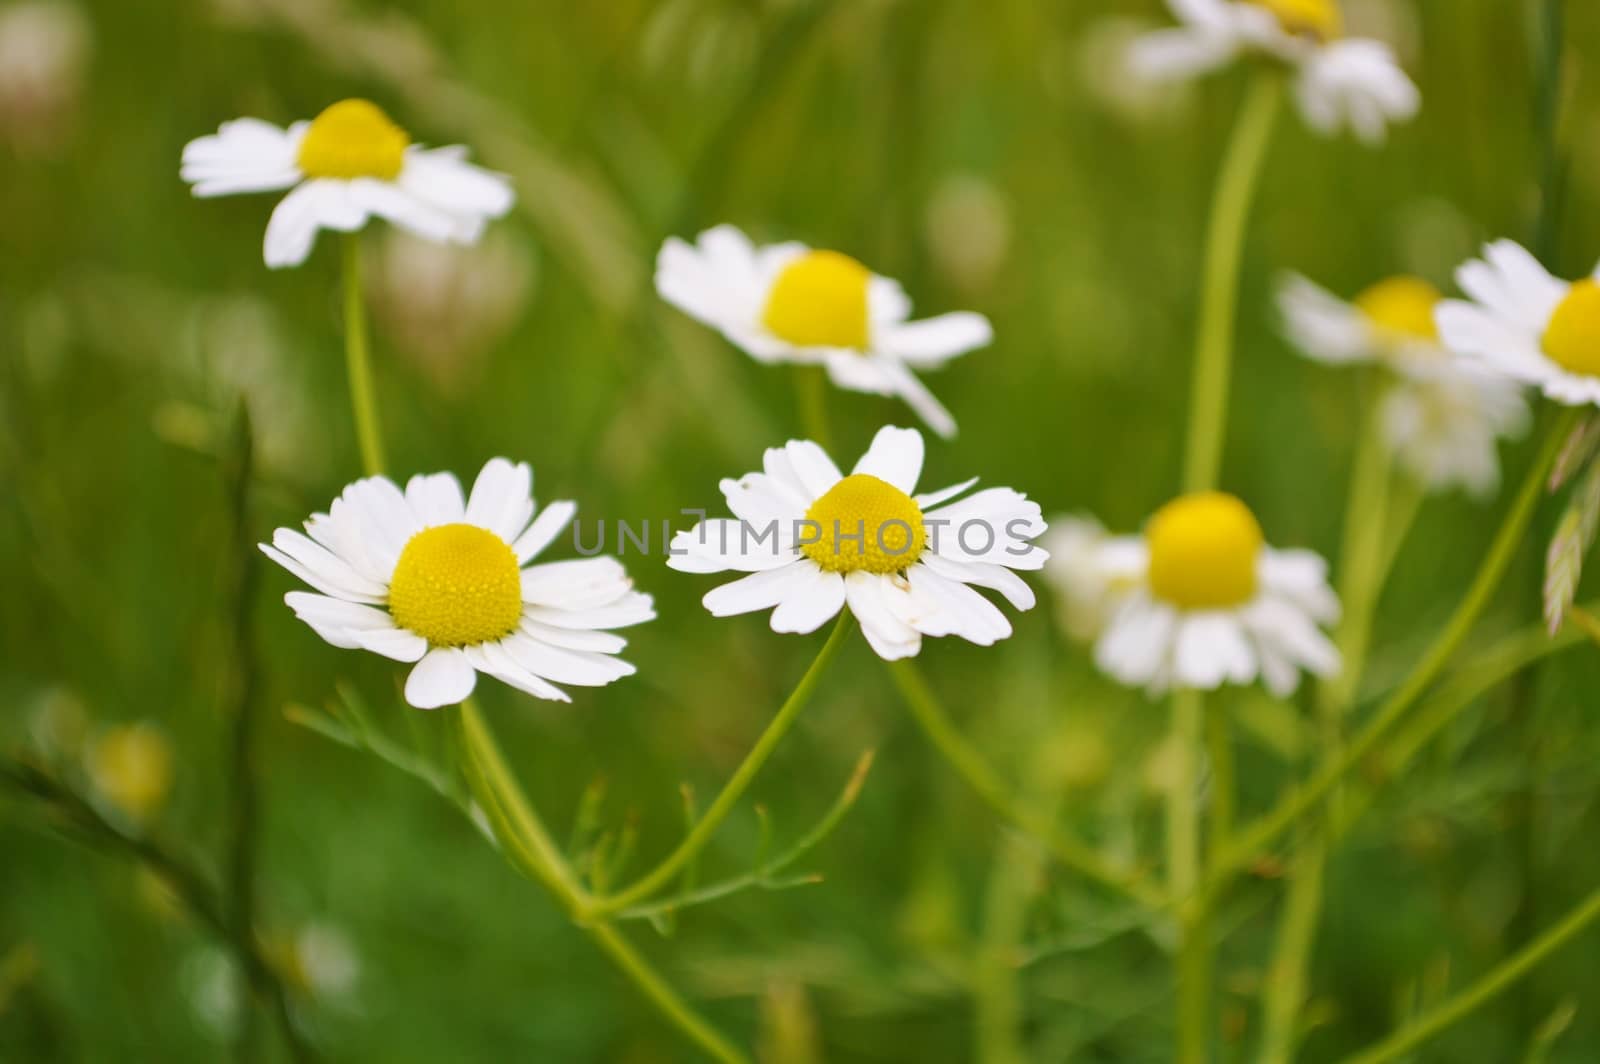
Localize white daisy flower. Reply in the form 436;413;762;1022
262;458;653;709
181;99;514;269
655;225;993;439
1435;240;1600;409
1128;0;1419;144
1279;272;1530;497
1088;492;1341;696
668;426;1046;660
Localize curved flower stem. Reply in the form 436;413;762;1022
1182;71;1282;493
1169;688;1209;1064
456;699;749;1064
1337;885;1600;1064
1258;381;1397;1063
1205;408;1580;900
886;659;1166;910
585;611;856;918
340;234;386;478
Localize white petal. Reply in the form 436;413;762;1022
851;426;925;494
512;500;578;563
667;521;799;573
843;571;921;660
783;439;844;498
1276;273;1374;364
405;472;466;527
263;179;367;269
465;458;534;544
875;312;992;366
503;632;635;687
521;557;634;610
768;568;847;634
347;178;460;243
284;591;394;631
914;477;979;510
878;360;958;440
465;642;569;703
397;147;515;222
920;552;1036;611
181;118;303;196
404;647;478;709
524;592;655;630
702;561;817;617
350;626;429;663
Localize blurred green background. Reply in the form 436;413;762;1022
5;0;1600;1060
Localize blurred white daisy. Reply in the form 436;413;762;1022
262;458;653;709
655;225;993;438
1279;273;1530;497
1039;514;1132;642
1088;492;1340;696
181;99;514;269
1128;0;1419;144
669;426;1046;660
0;0;90;157
1436;240;1600;409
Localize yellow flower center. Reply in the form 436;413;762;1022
1146;492;1264;610
1542;279;1600;378
762;250;872;350
801;474;926;574
1354;275;1442;343
1248;0;1342;40
387;523;523;647
296;99;409;181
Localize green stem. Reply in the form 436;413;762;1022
795;364;833;451
341;234;386;478
455;700;749;1064
1182;72;1282;492
887;659;1166;909
975;829;1049;1064
1205;409;1577;896
585;612;855;917
1257;383;1397;1063
1205;703;1234;868
1338;885;1600;1064
1169;688;1208;1064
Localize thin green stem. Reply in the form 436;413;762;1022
455;700;748;1064
1206;408;1577;898
585;611;856;917
340;234;386;478
1338;885;1600;1064
794;364;833;451
1205;703;1234;868
1258;383;1397;1062
1182;72;1282;492
221;406;265;1064
975;828;1049;1064
586;922;748;1064
888;659;1166;909
1169;688;1208;1064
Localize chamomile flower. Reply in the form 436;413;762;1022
262;458;652;709
1279;273;1530;497
1088;493;1340;696
669;427;1045;660
1129;0;1419;144
655;225;993;438
1435;240;1600;409
181;99;514;269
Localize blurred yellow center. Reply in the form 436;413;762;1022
1542;279;1600;377
1249;0;1341;39
89;724;173;822
763;250;872;350
801;474;926;574
388;523;522;646
297;99;409;181
1355;276;1441;342
1146;492;1263;610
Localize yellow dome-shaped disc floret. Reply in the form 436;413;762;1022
297;99;410;181
801;474;926;574
1249;0;1342;41
388;523;523;647
762;250;873;350
1543;279;1600;378
1146;492;1264;610
1355;275;1442;343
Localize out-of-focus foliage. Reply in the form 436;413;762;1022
4;0;1600;1061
